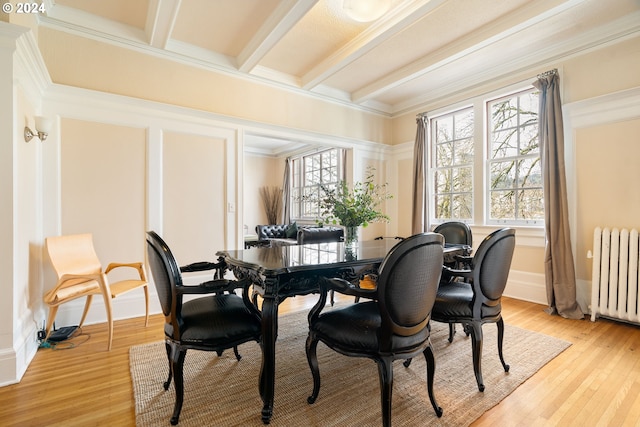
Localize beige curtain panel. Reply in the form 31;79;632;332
535;70;584;320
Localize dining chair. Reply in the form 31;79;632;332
146;231;262;425
431;228;516;392
44;233;149;350
305;232;445;427
434;221;473;342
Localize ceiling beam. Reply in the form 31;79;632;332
301;0;447;91
237;0;319;73
145;0;181;49
351;0;588;104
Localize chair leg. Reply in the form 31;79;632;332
233;346;242;361
497;318;510;373
78;295;93;328
448;323;456;343
163;342;173;390
170;346;187;426
468;322;485;392
305;333;321;404
143;284;150;327
44;306;59;340
376;357;393;427
423;343;443;418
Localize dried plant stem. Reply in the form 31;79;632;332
259;186;283;224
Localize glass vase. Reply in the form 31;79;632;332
345;226;359;248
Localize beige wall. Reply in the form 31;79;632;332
37;27;391;145
244;154;284;234
574;118;640;279
60;119;146;282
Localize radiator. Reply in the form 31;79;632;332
590;227;640;324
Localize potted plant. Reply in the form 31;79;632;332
316;168;392;246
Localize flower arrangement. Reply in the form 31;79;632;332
316;168;392;229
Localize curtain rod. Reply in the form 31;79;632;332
416;68;558;118
537;68;558;78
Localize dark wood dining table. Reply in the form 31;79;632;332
216;239;463;424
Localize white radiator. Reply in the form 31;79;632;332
590;227;640;324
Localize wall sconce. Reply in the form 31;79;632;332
343;0;391;22
24;116;53;142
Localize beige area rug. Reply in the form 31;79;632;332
130;305;570;426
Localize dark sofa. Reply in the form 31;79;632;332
255;224;344;246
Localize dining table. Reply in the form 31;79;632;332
216;239;465;424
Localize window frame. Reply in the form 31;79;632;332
290;148;344;222
427;80;544;229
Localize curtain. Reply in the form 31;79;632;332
411;115;429;234
281;157;291;224
534;70;584;320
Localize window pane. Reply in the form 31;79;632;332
491;129;518;158
455;138;474;165
290;148;344;220
490;161;516;190
434;169;451;193
435;116;453;143
520;124;539;155
455;110;474;138
517;158;541;188
436;141;453;167
488;88;540;223
431;107;474;222
452;167;472;192
490;190;515;220
518;189;544;220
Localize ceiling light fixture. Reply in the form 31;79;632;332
343;0;391;22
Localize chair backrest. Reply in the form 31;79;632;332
46;233;103;278
434;221;472;247
471;228;516;307
376;232;444;340
146;231;183;318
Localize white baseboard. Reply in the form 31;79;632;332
51;287;163;328
504;270;547;305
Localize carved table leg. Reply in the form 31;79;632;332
259;278;279;424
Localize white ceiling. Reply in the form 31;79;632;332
38;0;640;152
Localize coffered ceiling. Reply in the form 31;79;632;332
38;0;639;119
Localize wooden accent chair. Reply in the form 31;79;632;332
146;231;262;425
44;233;149;350
305;233;445;427
431;228;515;392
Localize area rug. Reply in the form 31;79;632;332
130;305;571;426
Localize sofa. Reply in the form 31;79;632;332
255;224;344;246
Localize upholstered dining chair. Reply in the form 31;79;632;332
305;232;445;427
431;227;516;392
146;231;262;425
434;221;473;342
44;233;149;350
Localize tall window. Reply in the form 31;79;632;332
431;108;474;221
291;148;343;220
488;89;542;224
428;84;541;227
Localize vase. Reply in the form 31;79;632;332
344;226;359;248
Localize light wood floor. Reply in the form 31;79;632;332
2;295;640;427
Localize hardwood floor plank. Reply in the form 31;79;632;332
1;295;639;426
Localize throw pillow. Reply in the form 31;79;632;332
286;222;298;238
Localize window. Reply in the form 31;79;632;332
431;108;474;221
291;148;344;220
429;85;541;226
488;89;542;224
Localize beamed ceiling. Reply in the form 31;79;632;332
38;0;639;118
